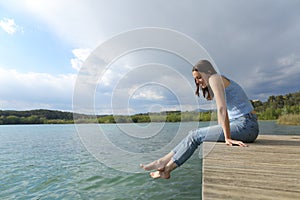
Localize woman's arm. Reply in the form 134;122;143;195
209;75;247;147
208;75;231;139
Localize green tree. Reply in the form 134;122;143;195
5;115;20;124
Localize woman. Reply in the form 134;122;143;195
140;60;259;179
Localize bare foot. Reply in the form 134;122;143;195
140;152;174;171
140;160;165;171
150;170;170;179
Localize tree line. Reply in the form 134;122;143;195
0;109;74;124
0;91;299;125
251;91;300;120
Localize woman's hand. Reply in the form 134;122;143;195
225;139;248;147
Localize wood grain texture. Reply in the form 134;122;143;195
202;135;300;200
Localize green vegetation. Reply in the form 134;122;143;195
251;91;300;125
0;91;299;125
251;91;300;120
96;111;217;123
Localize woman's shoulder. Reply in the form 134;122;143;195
209;74;222;81
209;74;231;88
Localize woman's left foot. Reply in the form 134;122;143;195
150;170;170;179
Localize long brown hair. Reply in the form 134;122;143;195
192;60;217;100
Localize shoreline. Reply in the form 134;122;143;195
0;119;299;126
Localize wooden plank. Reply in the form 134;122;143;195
202;135;300;200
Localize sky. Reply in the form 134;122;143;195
0;0;300;114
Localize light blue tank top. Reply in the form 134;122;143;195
225;78;254;120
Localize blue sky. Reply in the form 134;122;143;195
0;0;300;114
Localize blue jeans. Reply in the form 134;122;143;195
172;113;259;167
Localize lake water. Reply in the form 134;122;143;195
0;121;299;200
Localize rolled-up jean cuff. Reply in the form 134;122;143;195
170;150;180;167
172;158;180;167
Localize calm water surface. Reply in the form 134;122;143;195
0;121;299;200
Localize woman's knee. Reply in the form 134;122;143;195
186;129;205;146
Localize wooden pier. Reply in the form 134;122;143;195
202;135;300;200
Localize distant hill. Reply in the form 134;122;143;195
0;109;89;124
0;109;73;120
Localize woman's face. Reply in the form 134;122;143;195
192;71;207;88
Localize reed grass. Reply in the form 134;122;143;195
277;114;300;125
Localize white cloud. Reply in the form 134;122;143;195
277;53;298;67
0;67;76;110
0;99;53;111
70;48;92;71
100;68;116;86
92;61;204;114
241;55;300;101
131;89;165;101
72;48;91;61
0;0;108;47
0;18;19;35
